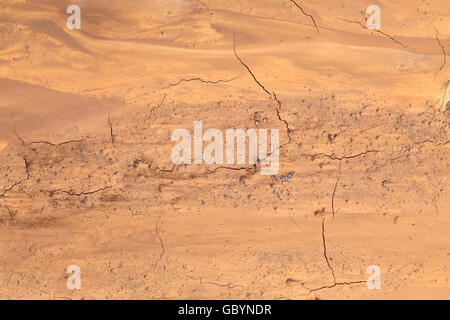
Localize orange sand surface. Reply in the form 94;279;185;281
0;0;449;299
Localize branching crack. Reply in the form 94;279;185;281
290;0;320;33
339;18;407;48
309;216;366;294
0;180;23;198
0;157;31;198
309;174;364;294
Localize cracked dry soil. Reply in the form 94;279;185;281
0;0;449;299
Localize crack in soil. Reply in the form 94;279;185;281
0;180;25;198
207;165;256;174
201;280;242;289
441;80;449;110
389;139;450;161
233;36;272;97
289;0;320;33
321;216;336;283
156;165;176;173
274;93;293;145
233;35;294;154
195;0;209;10
434;27;447;78
309;215;366;294
12;126;92;147
165;75;241;88
340;18;407;49
188;276;243;289
29;138;92;147
41;186;112;197
12;125;25;146
331;175;341;221
107;114;115;145
297;130;390;294
0;157;31;198
415;139;450;147
136;158;258;177
309;279;366;293
308;173;367;295
302;149;380;161
148;94;167;114
133;159;176;173
153;222;166;271
0;273;13;289
2;198;15;219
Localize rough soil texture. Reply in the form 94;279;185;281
0;0;449;299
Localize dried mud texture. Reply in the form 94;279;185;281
0;0;449;299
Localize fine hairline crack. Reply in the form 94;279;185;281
188;276;243;289
289;0;320;33
107;114;115;145
2;198;15;219
331;175;341;221
233;35;272;97
41;186;112;197
29;137;93;146
148;94;167;114
12;127;93;147
164;75;241;89
339;18;407;49
233;34;294;154
434;27;447;78
302;149;380;161
321;216;336;284
207;165;256;174
441;80;449;109
153;222;166;271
